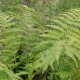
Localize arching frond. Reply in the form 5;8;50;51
27;8;80;80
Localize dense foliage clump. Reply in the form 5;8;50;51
0;0;80;80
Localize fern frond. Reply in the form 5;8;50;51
27;8;80;80
0;62;21;80
0;4;45;80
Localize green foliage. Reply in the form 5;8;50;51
27;8;80;80
0;0;80;80
0;0;21;11
0;4;42;80
0;62;21;80
29;0;80;21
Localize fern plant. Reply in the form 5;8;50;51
27;8;80;80
0;62;21;80
0;4;43;79
0;12;22;80
1;1;80;80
